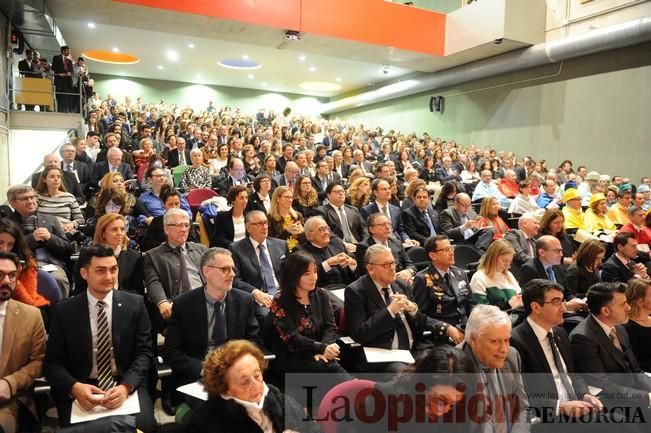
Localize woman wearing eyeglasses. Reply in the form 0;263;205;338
470;239;522;310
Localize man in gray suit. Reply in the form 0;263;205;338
504;214;540;266
459;305;531;433
440;193;494;252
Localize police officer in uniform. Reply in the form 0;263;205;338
412;235;476;344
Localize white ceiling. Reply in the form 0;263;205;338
47;0;529;98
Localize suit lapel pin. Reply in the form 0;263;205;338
117;303;122;307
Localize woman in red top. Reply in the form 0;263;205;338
478;196;510;240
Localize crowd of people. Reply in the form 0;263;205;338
1;95;651;433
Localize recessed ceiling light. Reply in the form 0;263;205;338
166;50;179;62
309;66;316;72
112;47;119;53
157;65;164;70
87;22;96;29
299;81;342;92
336;77;342;82
187;43;195;48
242;55;249;60
217;58;262;70
247;74;254;79
261;82;268;87
299;55;306;61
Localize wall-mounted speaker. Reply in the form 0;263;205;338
429;96;444;113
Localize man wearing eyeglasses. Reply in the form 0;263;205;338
519;235;586;315
412;235;475;345
162;247;261;400
0;251;46;433
345;244;430;374
231;211;287;324
6;184;73;298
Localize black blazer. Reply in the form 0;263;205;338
566;264;601;298
296;238;356;288
211;209;237;248
570;315;651;403
518;258;572;299
511;320;589;409
600;254;635;283
270;288;339;364
344;275;426;350
9;211;73;269
318;203;368;243
18;59;38;77
72;248;144;296
44;291;152;417
162;287;261;384
231;237;286;294
400;205;440;246
355;236;415;277
167;148;192;168
60;160;91;190
245;191;269;214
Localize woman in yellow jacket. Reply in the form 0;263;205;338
583;192;617;233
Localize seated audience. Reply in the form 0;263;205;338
606;186;632;226
246;174;273;214
561;188;585;231
566;239;605;298
214;158;252;196
35;166;84;237
292;174;321;218
504;213;539;266
624;279;651;372
44;245;156;431
267;186;305;252
0;251;46;433
401;185;439;246
497;169;520;198
470;239;522;310
477;196;510;240
536;178;562;210
440;193;494;252
185;340;320;433
211;185;249;248
601;232;649;282
345;244;431;373
136;166;191;227
508;180;540;215
73;213;143;295
346;176;371;210
31;153;85;205
583;193;617;233
361;178;415;244
90;146;135;187
139;187;198;252
618;206;651;246
318;182;367;250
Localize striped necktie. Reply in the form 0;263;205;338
96;301;116;390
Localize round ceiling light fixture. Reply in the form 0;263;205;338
82;50;140;64
217;58;262;70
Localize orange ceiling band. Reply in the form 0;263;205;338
82;50;140;64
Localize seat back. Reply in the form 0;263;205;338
187;188;219;215
316;379;377;433
454;244;482;269
406;245;429;270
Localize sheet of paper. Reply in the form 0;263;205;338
364;347;414;364
39;264;59;272
339;336;357;345
177;381;208;401
70;390;140;424
587;386;603;396
330;288;345;302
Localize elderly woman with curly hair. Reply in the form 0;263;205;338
186;340;321;433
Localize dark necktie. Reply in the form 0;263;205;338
338;207;356;243
547;332;575;397
175;247;192;295
258;243;277;295
96;301;116;391
545;267;557;283
422;210;436;235
382;287;410;350
212;301;226;347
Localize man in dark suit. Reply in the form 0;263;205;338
167;136;192;168
59;142;91;193
512;279;606;430
345;244;430;373
7;184;73;297
361;178;415;244
90;147;134;188
570;282;651;421
601;232;649;282
312;160;340;202
272;161;299;191
276;144;294;174
439;193;493;251
355;213;415;280
51;45;74;112
319;182;367;248
43;245;156;431
504;214;539;266
459;304;531;433
95;133;136;172
18;49;38;77
214;158;252;196
401;186;439;246
412;235;475;344
231;211;286;322
297;216;356;289
332;150;350;179
32;153;85;205
435;156;462;183
162;248;261;390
